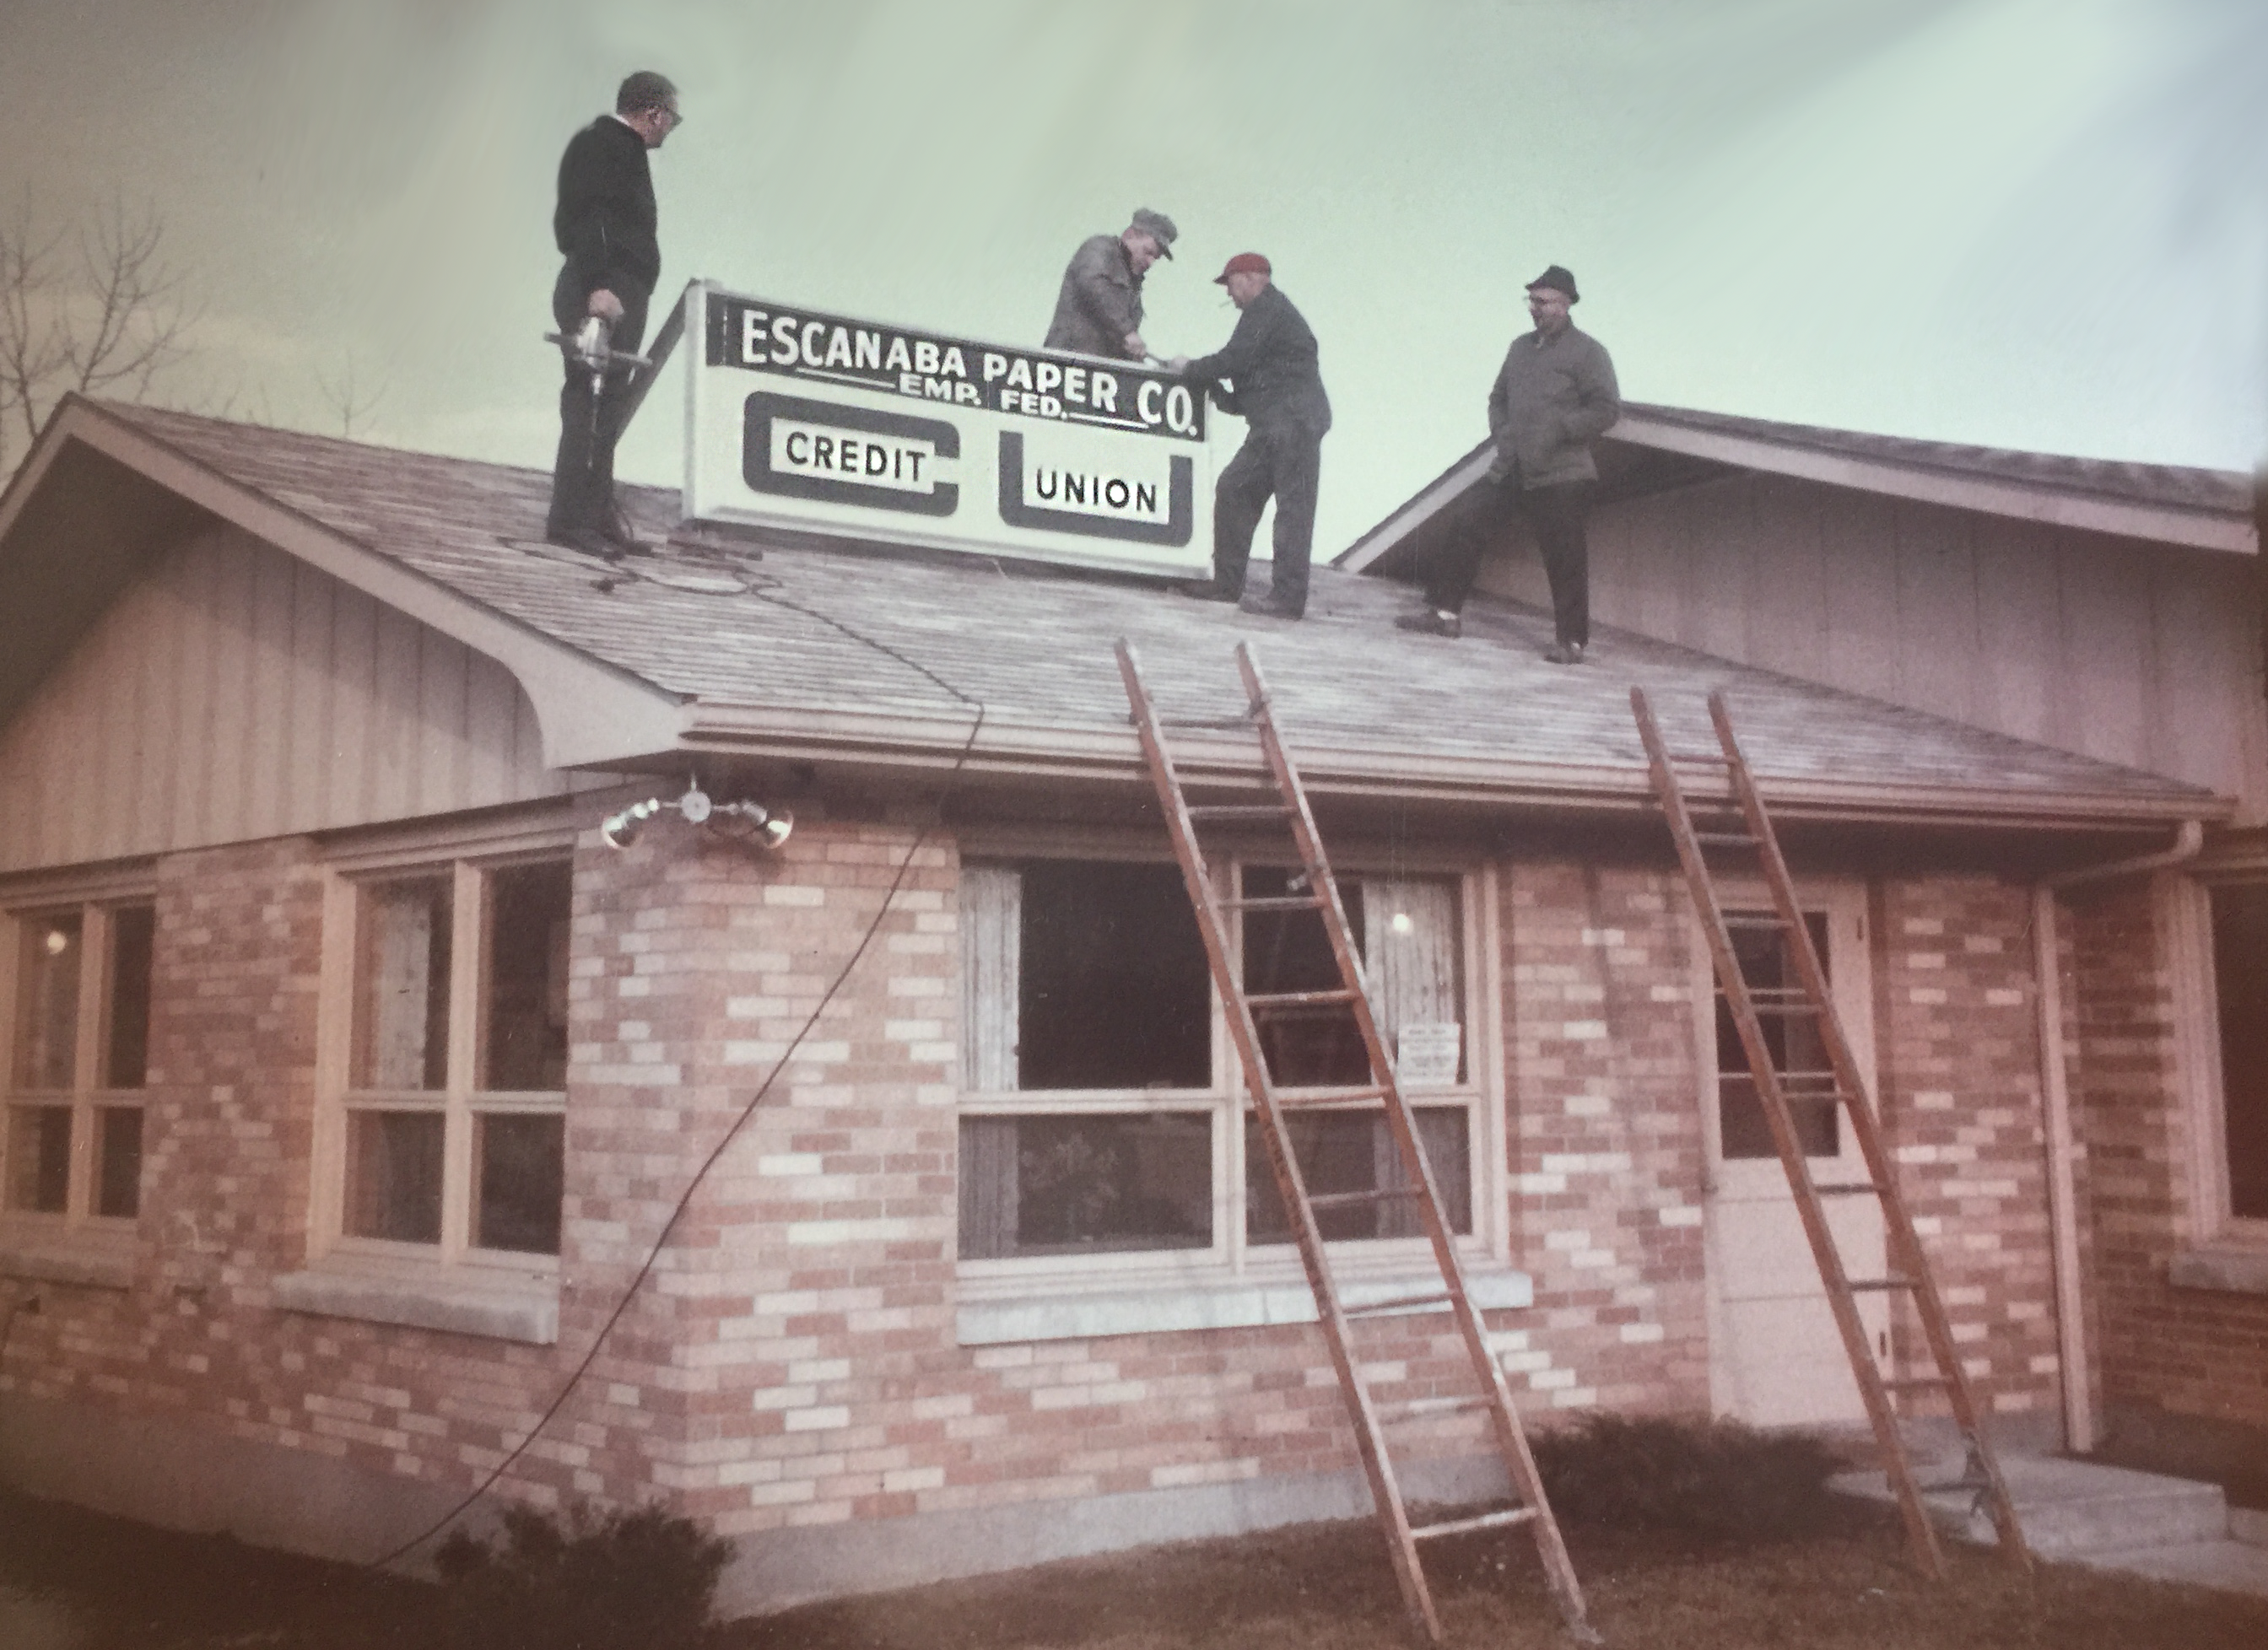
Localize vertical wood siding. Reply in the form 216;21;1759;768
0;526;602;873
1483;473;2267;822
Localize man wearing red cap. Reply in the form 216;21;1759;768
1398;264;1619;662
1168;253;1332;620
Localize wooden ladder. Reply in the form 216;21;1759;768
1117;639;1596;1644
1630;686;2031;1577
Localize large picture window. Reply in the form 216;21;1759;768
958;855;1478;1268
2;900;154;1225
321;856;570;1264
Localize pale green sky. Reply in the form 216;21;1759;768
2;0;2260;554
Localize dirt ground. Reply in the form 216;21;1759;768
4;1486;2265;1650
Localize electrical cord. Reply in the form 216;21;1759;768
367;586;986;1570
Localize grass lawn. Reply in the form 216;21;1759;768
3;1486;2264;1649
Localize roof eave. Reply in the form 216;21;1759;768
675;699;2228;833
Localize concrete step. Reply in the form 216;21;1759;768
1831;1453;2229;1558
2075;1538;2268;1599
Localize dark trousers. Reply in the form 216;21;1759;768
1213;421;1325;615
1425;477;1595;647
546;272;650;539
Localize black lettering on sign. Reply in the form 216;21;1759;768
996;432;1191;546
742;392;961;517
706;290;1202;443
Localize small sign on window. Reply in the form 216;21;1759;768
1396;1023;1462;1089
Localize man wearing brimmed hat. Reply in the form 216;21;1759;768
1044;208;1178;360
1398;263;1619;663
1167;252;1332;620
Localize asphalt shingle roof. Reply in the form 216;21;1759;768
98;402;2218;819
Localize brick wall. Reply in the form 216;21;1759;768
1872;876;2061;1419
2070;876;2268;1435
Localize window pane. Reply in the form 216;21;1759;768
1248;1106;1471;1242
4;1104;72;1213
14;914;82;1090
2211;884;2268;1221
1716;911;1837;1159
95;1105;143;1219
1366;876;1466;1087
482;863;572;1092
1244;868;1369;1087
353;879;452;1091
958;1113;1212;1258
1017;861;1210;1090
105;904;156;1089
345;1109;444;1243
474;1112;564;1254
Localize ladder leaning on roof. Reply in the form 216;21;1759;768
1629;685;2031;1579
1115;638;1596;1646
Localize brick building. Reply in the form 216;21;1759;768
0;395;2259;1607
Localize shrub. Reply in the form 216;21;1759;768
435;1500;733;1649
1531;1413;1846;1542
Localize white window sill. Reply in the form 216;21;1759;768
2167;1247;2268;1298
956;1266;1531;1346
272;1266;559;1345
0;1236;134;1291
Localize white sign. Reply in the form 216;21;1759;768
1396;1023;1464;1089
683;283;1212;577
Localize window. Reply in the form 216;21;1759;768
3;901;155;1224
958;856;1479;1269
2205;882;2267;1227
320;857;570;1264
1716;910;1836;1159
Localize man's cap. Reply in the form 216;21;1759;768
1213;251;1272;284
1526;264;1580;302
1130;208;1178;258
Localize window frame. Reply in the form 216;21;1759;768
0;881;159;1241
2173;866;2268;1252
310;827;575;1280
953;835;1505;1296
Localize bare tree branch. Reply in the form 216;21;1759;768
0;192;199;477
315;352;387;438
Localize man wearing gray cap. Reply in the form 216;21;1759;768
1399;264;1619;663
1044;208;1178;360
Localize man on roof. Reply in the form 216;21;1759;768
1044;208;1179;361
1399;264;1619;663
1168;253;1332;622
546;70;682;558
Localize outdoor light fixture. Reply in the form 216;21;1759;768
601;782;794;853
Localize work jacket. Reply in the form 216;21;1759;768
1185;283;1331;436
1486;324;1619;488
1045;235;1145;359
554;116;660;305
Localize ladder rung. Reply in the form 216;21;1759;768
1882;1374;1953;1390
1220;894;1325;911
1343;1291;1455;1318
1749;1001;1825;1016
1412;1506;1540;1540
1186;804;1290;821
1812;1183;1880;1198
1664;750;1733;767
1379;1394;1493;1422
1721;914;1788;930
1849;1276;1919;1291
1692;832;1755;846
1247;989;1359;1010
1271;1084;1392;1108
1158;715;1256;731
1305;1187;1423;1211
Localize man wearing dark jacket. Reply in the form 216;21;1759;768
1044;208;1178;359
1399;264;1619;662
1169;254;1332;620
546;70;681;556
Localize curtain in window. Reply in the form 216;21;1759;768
1364;876;1461;1084
958;1117;1020;1258
960;865;1020;1092
1374;1108;1472;1238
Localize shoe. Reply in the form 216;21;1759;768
1542;640;1586;665
1173;579;1242;602
1395;609;1461;639
1238;595;1302;620
545;526;619;559
600;507;656;558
